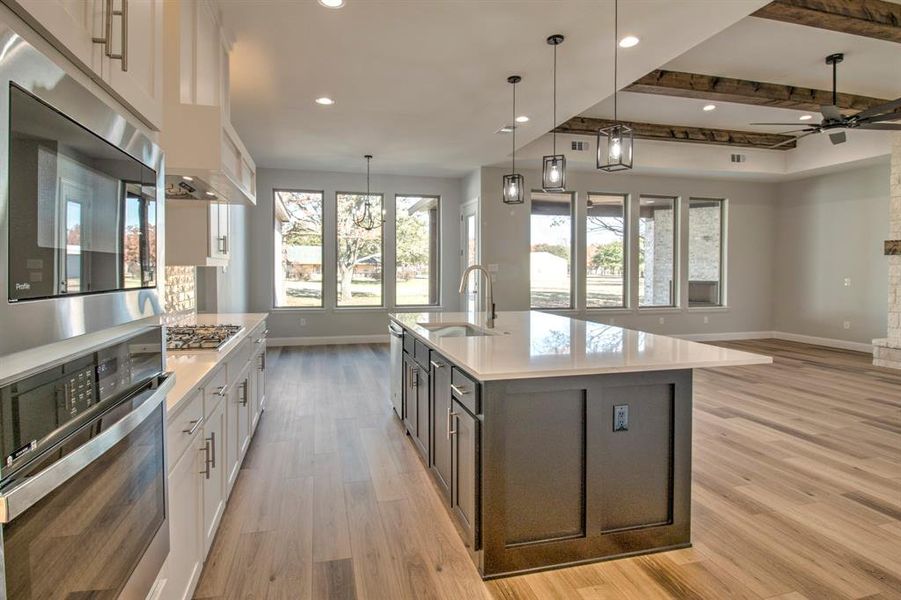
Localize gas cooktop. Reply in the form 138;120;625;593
166;325;243;351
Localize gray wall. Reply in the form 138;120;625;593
248;167;463;340
479;166;778;337
773;163;889;344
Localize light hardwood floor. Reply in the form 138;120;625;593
193;340;901;600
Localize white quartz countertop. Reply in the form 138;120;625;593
165;312;268;415
389;311;772;381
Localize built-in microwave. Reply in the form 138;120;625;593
0;21;165;358
8;83;159;302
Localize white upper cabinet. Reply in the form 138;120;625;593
6;0;164;130
101;0;164;129
160;0;256;206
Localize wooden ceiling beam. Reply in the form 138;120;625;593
625;69;890;113
752;0;901;43
555;117;797;150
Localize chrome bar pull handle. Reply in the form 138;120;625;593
448;411;459;438
209;431;216;469
104;0;127;71
450;384;469;396
182;418;202;436
92;0;110;45
200;439;211;479
239;381;248;406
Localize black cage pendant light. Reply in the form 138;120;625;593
353;154;384;230
542;34;566;192
502;75;525;204
597;0;633;172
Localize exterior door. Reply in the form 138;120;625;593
460;200;480;314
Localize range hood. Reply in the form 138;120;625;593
160;0;256;205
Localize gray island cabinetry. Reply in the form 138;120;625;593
389;311;770;579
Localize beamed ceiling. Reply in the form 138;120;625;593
570;0;901;151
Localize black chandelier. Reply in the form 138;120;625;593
353;154;384;230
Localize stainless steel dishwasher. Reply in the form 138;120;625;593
388;323;404;418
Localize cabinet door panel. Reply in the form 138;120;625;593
103;0;163;128
202;397;226;555
167;432;204;600
430;359;452;500
452;400;479;549
414;368;430;460
225;379;240;491
403;354;417;437
237;374;251;457
13;0;102;72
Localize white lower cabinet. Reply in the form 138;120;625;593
202;392;226;555
166;430;204;600
156;318;268;597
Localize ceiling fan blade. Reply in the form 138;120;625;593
767;131;815;149
749;122;812;126
820;105;843;120
857;112;901;124
855;97;901;120
858;123;901;131
829;131;847;145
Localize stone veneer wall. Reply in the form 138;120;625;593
164;266;196;314
874;133;901;369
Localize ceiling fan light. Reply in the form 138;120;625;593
597;123;633;172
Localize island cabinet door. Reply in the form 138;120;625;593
413;366;431;460
403;353;418;437
451;399;479;549
430;356;452;500
166;432;205;600
201;397;227;556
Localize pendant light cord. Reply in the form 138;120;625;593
613;0;618;123
552;41;557;155
512;79;517;173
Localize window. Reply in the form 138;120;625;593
274;190;324;307
336;192;383;306
586;193;627;308
688;198;725;307
530;192;573;309
638;195;677;308
395;195;440;306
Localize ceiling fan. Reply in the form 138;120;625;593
750;53;901;149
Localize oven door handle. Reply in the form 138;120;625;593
0;373;175;524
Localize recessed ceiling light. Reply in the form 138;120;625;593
618;36;639;48
515;115;530;123
182;176;193;181
799;114;813;121
318;0;345;8
315;97;335;106
703;104;716;111
205;191;216;197
497;125;514;134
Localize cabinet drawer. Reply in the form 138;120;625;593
414;340;431;368
451;368;480;415
203;365;227;418
402;328;415;354
250;321;268;351
226;338;252;384
167;390;204;471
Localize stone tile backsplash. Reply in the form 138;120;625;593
165;266;196;314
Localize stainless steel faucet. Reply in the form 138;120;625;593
459;264;496;328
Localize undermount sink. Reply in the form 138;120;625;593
417;322;499;337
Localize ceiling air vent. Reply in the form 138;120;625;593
571;140;589;151
730;153;747;163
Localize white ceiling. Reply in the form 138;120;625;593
218;0;768;177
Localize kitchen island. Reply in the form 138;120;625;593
388;311;771;579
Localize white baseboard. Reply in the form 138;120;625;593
268;334;389;347
770;331;873;354
676;330;873;354
676;331;774;342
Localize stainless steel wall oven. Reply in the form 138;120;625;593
0;326;173;599
0;21;165;358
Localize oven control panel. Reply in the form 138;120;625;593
60;366;96;418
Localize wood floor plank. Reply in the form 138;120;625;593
194;340;901;600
